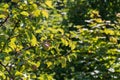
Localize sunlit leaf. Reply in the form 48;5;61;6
31;74;36;79
21;11;29;16
5;56;10;61
0;15;6;18
32;9;41;17
45;1;53;8
61;38;68;46
94;18;103;23
30;34;38;46
32;3;38;9
4;47;12;53
20;65;25;72
109;37;118;43
46;61;52;68
57;29;64;35
69;40;76;50
0;71;5;79
9;37;17;49
15;71;23;76
0;0;119;79
41;10;48;18
3;4;9;9
104;29;115;35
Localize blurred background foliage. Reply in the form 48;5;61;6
0;0;120;80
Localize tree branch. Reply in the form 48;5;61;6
0;15;9;27
0;62;15;80
0;19;20;53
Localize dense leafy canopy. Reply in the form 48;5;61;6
0;0;120;80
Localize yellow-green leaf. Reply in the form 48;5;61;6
28;60;40;68
47;75;53;80
32;3;38;9
3;4;9;9
104;29;114;35
61;38;68;46
36;62;40;67
25;51;31;55
46;61;52;68
11;0;19;3
69;40;76;50
57;29;64;35
20;65;25;72
4;47;12;53
32;9;41;17
38;74;54;80
31;74;37;78
0;15;6;18
21;11;29;16
30;34;38;46
61;57;66;68
5;56;10;61
109;37;118;43
50;34;54;40
9;37;17;49
15;71;23;76
94;18;103;23
41;10;48;18
45;1;53;8
0;71;5;79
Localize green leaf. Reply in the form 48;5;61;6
41;10;48;18
61;38;68;46
104;29;115;35
32;9;41;17
46;61;52;68
38;74;54;80
3;4;9;9
9;37;16;50
31;73;37;79
60;57;67;68
0;71;5;79
21;11;29;16
45;1;53;8
68;40;76;50
11;0;19;3
15;71;23;76
0;53;5;60
20;65;25;72
0;15;6;18
57;29;64;35
30;34;38;46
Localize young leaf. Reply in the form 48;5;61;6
61;38;68;46
69;40;76;50
0;15;6;18
15;71;23;76
21;11;29;16
41;10;48;18
9;37;17;49
46;61;52;68
30;34;38;46
32;9;41;17
45;1;53;8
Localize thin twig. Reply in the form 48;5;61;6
0;62;15;80
0;20;20;53
0;15;9;26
